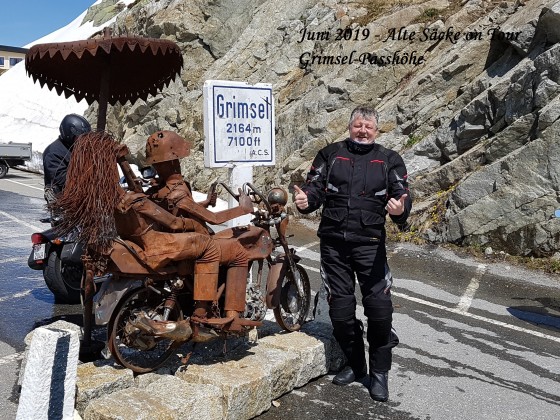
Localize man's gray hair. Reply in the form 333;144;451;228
349;105;379;127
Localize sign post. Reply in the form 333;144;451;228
203;80;275;226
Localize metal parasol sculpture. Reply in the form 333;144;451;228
25;28;183;355
25;28;183;130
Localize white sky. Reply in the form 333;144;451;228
0;1;96;47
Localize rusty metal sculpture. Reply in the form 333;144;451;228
25;29;183;355
49;130;310;372
144;130;265;327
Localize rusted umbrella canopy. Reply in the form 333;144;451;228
25;31;183;130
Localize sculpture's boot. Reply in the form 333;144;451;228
130;312;193;342
224;266;248;314
202;266;262;330
192;264;219;320
193;265;219;302
222;266;248;331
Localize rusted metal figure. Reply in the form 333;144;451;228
52;132;224;271
25;28;311;372
144;131;273;331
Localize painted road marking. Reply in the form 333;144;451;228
0;352;24;366
0;257;21;264
0;211;42;231
1;179;44;191
0;233;33;240
457;263;487;313
299;263;319;273
295;241;320;252
393;290;560;343
0;290;33;303
293;243;560;344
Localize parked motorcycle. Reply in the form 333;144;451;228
91;181;311;373
27;217;84;304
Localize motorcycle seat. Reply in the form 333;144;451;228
107;239;183;275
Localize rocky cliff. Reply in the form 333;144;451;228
85;0;560;257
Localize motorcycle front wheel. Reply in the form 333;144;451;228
108;287;183;373
274;263;311;332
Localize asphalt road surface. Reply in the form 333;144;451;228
1;168;559;420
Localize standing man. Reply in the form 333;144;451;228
43;113;91;204
293;105;411;402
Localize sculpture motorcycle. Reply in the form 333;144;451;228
90;179;311;373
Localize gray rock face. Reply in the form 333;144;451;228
90;0;560;256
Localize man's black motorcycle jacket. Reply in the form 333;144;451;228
299;139;412;242
43;138;71;196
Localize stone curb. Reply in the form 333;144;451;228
75;320;343;420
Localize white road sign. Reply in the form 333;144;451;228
203;80;275;168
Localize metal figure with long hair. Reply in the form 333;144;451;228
50;131;122;254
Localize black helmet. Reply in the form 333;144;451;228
59;114;91;145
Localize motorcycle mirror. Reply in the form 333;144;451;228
555;209;560;218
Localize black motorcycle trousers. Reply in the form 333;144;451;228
320;238;399;372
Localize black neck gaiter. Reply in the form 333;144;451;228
346;138;375;154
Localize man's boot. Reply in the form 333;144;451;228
332;319;367;385
366;318;397;402
332;364;367;386
369;371;389;402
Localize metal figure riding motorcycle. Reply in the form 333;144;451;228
51;131;311;373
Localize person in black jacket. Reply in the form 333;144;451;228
293;105;411;402
43;114;91;204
